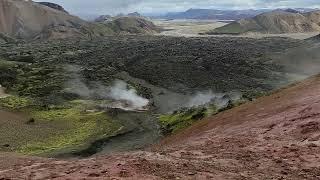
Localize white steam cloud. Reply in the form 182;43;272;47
187;91;222;107
0;84;9;98
108;80;149;110
65;66;149;111
68;79;149;111
186;91;241;108
155;90;242;113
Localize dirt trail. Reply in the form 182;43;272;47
1;75;320;179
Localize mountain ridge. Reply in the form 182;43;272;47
207;10;320;34
153;8;319;20
37;2;69;14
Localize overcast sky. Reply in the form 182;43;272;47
35;0;320;16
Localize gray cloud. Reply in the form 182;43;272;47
35;0;320;16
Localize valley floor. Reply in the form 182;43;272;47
1;75;320;179
154;19;319;39
0;35;307;157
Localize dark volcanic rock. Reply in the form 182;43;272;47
0;36;303;96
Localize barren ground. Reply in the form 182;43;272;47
1;74;320;179
154;19;227;37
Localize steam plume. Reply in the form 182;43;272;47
65;65;149;111
107;80;149;110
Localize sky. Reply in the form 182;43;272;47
35;0;320;17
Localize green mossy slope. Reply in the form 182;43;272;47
0;96;122;156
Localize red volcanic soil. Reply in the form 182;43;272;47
1;75;320;179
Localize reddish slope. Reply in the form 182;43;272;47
1;75;320;179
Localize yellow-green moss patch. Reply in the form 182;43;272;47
18;107;122;155
159;107;208;134
0;96;32;109
0;97;122;156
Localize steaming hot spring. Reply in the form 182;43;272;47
0;85;9;99
103;80;150;112
67;79;151;112
101;99;150;112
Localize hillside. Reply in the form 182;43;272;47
0;0;159;40
0;0;91;39
105;17;160;34
1;73;320;179
208;10;320;34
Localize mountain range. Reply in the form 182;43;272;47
207;9;320;34
154;8;319;21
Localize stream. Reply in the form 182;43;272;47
66;109;162;158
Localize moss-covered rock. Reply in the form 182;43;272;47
159;98;249;135
0;96;32;109
0;59;19;88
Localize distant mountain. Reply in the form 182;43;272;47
159;9;270;20
93;11;158;34
94;15;113;23
127;12;142;17
207;10;320;34
295;8;320;13
153;8;319;21
97;16;160;34
282;8;300;13
37;2;69;14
